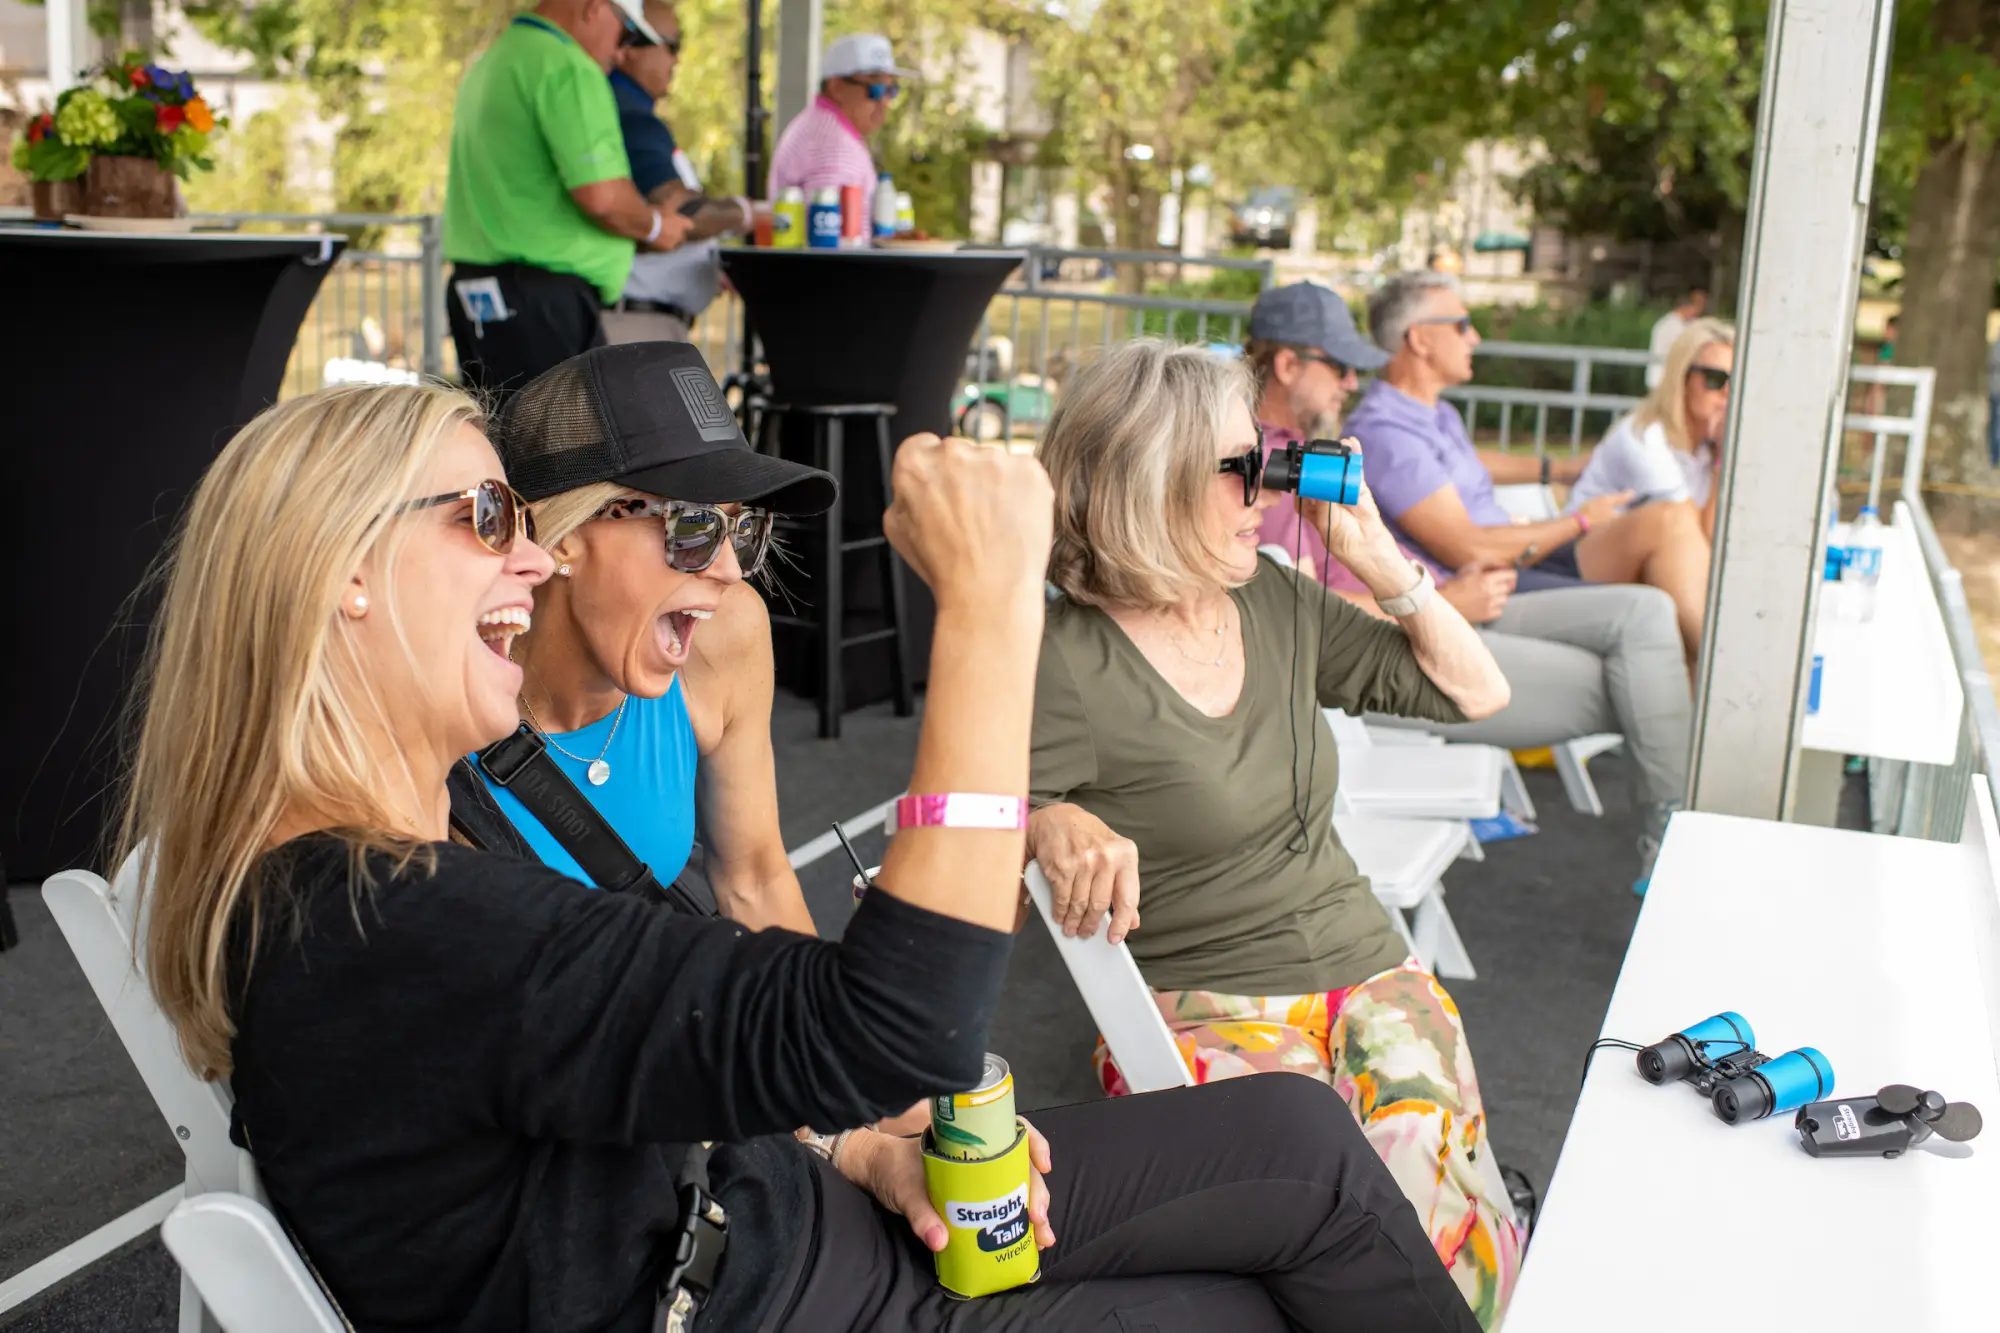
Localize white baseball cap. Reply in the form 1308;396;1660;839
607;0;665;47
821;33;916;80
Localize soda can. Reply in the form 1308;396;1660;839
807;188;842;248
772;187;808;250
923;1122;1039;1298
930;1054;1016;1162
840;183;867;244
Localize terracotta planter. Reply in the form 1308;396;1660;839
84;155;180;219
31;178;87;222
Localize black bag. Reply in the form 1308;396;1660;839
451;724;714;919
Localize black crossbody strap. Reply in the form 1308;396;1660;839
476;725;711;918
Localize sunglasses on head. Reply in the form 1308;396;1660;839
404;479;537;556
1689;365;1732;392
594;496;775;576
1217;431;1268;507
845;77;901;101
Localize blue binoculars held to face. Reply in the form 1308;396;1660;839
1263;438;1364;508
1637;1013;1835;1125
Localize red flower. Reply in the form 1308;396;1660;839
27;117;44;143
129;66;150;87
156;103;185;133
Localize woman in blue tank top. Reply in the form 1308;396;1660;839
469;343;838;932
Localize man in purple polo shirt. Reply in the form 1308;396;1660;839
1347;272;1711;657
1246;282;1692;893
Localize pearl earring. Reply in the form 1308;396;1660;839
558;563;572;577
352;594;369;614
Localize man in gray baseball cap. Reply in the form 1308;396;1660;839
1245;282;1389;444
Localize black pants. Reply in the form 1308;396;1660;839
766;1076;1478;1333
445;261;606;407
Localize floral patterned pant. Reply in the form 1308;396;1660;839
1096;961;1524;1328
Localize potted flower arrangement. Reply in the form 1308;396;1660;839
9;56;224;224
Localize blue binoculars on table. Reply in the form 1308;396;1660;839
1262;437;1363;507
1637;1012;1835;1125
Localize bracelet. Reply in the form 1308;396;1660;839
734;195;755;232
1576;513;1591;537
830;1128;859;1171
644;208;663;244
887;793;1029;835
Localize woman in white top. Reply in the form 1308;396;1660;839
1568;317;1735;541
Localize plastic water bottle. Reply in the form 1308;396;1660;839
872;172;899;241
1840;506;1884;622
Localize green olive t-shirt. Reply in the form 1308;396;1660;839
443;14;635;304
1030;557;1466;995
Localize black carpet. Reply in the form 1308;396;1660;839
2;689;1659;1327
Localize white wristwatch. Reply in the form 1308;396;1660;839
1377;561;1437;618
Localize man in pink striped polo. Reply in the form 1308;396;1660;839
768;33;913;197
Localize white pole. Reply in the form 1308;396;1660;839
1687;0;1898;819
775;0;823;145
45;0;91;94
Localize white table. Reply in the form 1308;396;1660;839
1505;808;2000;1331
1801;504;1963;767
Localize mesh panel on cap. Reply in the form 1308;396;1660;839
494;359;622;501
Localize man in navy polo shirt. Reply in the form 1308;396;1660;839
602;0;760;344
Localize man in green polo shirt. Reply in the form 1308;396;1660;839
444;0;694;400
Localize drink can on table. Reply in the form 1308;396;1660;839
807;188;842;248
840;183;867;245
930;1053;1016;1161
773;187;808;249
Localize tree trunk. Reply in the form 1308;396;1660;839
1896;129;2000;487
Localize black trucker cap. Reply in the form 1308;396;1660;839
497;342;837;515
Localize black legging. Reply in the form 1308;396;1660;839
766;1075;1479;1332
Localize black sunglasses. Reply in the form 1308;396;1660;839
1689;365;1732;392
403;480;537;555
1410;315;1474;337
617;17;655;48
1218;434;1268;507
1295;350;1355;379
594;497;775;575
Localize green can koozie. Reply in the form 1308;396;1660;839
922;1120;1039;1298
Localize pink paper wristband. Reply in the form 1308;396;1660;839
886;793;1029;835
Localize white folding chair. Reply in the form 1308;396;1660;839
160;1195;343;1333
43;860;338;1333
1552;733;1625;817
1336;814;1477;979
1324;708;1507;826
1022;862;1193;1094
1492;482;1561;521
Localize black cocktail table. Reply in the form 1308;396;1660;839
0;228;345;878
719;247;1025;707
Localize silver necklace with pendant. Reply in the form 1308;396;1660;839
523;695;629;785
1169;601;1231;668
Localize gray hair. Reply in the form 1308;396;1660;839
1368;272;1461;353
1038;339;1252;609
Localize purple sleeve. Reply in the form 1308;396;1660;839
1353;418;1458;521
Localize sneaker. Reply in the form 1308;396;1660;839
1632;875;1649;898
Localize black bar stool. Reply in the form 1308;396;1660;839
756;401;915;738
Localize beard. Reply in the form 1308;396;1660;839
1290;392;1345;442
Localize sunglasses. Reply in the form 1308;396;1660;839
1218;435;1268;507
594;497;775;575
617;17;655;48
1410;316;1474;337
404;480;537;556
1295;350;1356;379
845;77;901;101
1689;365;1732;392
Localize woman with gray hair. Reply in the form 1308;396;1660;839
1027;338;1525;1327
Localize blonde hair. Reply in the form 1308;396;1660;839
530;481;633;555
1634;317;1735;454
1040;340;1252;609
118;381;485;1079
